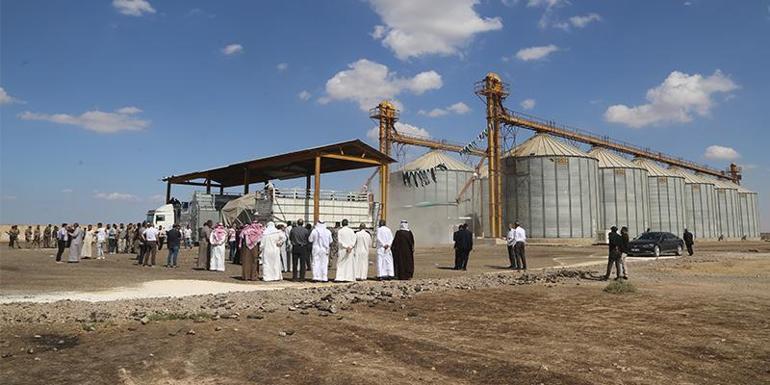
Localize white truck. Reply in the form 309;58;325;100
145;204;175;229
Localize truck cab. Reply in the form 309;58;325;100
146;204;175;229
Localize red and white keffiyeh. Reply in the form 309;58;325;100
210;224;228;245
240;223;264;250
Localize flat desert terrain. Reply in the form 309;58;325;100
1;241;769;384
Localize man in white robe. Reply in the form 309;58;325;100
261;222;285;281
282;222;293;272
375;220;394;280
208;224;227;272
308;221;332;282
334;219;357;282
354;223;372;281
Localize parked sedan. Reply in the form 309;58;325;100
626;232;684;257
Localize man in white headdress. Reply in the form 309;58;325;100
261;222;285;281
375;219;394;280
334;219;356;282
308;220;332;282
353;223;372;281
208;223;228;272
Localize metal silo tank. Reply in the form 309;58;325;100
588;148;649;238
633;159;686;235
502;134;599;240
388;150;475;244
669;167;719;240
702;176;741;239
734;183;759;239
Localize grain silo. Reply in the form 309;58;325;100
388;150;475;244
734;184;760;239
668;167;718;239
588;147;649;238
701;176;741;239
633;158;686;234
502;133;600;240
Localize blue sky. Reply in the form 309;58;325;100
1;0;768;230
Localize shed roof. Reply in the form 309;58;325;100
402;150;473;172
163;139;395;188
632;158;682;177
588;147;644;169
505;133;593;158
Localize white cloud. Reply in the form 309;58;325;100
61;189;73;193
525;0;568;29
368;0;503;60
115;106;142;115
419;101;471;117
568;13;601;28
112;0;156;16
148;194;165;203
276;63;288;72
323;59;442;111
221;44;243;55
0;87;19;105
1;195;18;201
19;106;149;133
515;44;559;61
298;90;312;101
704;145;740;161
367;122;431;141
447;102;471;114
520;98;536;110
604;70;739;128
526;0;565;7
94;192;140;202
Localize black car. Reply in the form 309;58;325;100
626;232;684;257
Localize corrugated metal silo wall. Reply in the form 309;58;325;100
647;176;686;235
477;177;490;237
503;156;599;239
388;169;475;245
738;192;760;239
684;183;718;240
752;193;761;238
714;188;740;239
596;167;649;238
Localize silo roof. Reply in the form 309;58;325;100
505;133;593;158
402;150;473;172
668;167;716;185
632;158;682;177
588;147;645;169
699;174;739;190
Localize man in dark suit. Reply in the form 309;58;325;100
683;229;694;256
604;226;623;280
453;224;473;270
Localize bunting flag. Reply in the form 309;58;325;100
402;163;449;188
460;128;489;154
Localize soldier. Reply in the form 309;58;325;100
24;226;33;248
43;225;52;248
32;225;42;249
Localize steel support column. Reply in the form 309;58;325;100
165;181;171;204
314;156;321;223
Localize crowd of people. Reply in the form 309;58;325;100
192;218;415;282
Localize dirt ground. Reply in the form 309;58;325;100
1;243;769;384
3;240;768;295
